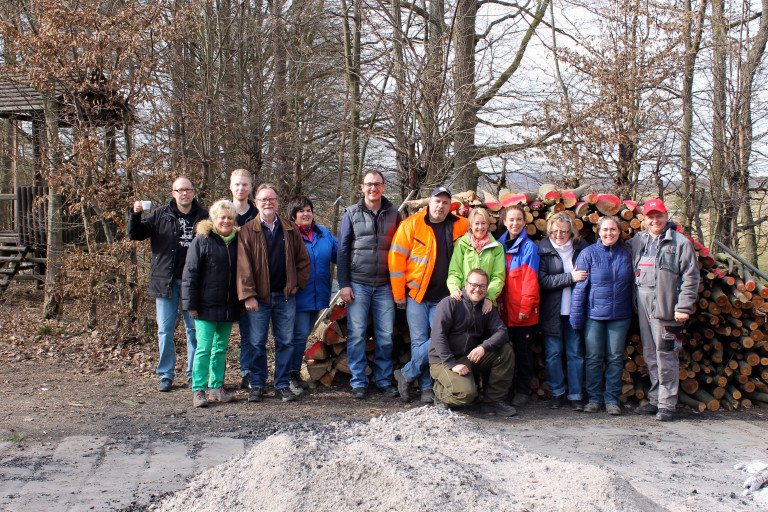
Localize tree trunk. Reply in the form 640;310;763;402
710;0;728;246
43;86;62;319
341;0;362;198
452;0;478;191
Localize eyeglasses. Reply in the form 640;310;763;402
363;182;384;188
257;197;278;204
467;282;488;290
173;188;194;194
550;230;570;236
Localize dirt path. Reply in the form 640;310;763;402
1;360;767;511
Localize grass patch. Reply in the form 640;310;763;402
3;434;25;443
36;323;53;335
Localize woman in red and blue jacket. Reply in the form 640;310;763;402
497;204;540;406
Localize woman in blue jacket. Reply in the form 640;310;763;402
570;216;633;415
287;196;338;396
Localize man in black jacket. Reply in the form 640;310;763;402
128;177;209;392
428;269;516;416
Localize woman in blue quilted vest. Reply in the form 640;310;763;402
569;216;633;415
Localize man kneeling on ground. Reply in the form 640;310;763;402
428;268;517;416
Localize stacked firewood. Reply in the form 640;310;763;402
302;185;768;411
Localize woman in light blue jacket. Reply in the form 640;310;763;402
287;196;338;396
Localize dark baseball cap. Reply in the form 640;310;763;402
430;186;452;198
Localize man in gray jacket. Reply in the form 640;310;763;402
630;199;700;421
428;269;516;416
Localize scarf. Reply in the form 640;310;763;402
298;222;314;242
469;232;491;253
213;226;237;245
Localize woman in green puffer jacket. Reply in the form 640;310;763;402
447;207;506;314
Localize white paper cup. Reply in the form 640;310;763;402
141;200;152;211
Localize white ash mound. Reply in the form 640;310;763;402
154;407;665;512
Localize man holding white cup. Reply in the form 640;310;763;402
128;177;209;392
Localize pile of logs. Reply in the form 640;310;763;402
302;185;768;412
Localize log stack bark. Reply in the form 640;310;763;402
299;185;768;412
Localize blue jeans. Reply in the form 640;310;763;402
239;312;253;377
543;316;584;400
291;310;320;373
245;292;296;390
584;317;631;405
346;282;395;389
156;278;196;382
403;297;439;390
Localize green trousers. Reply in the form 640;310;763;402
429;343;515;406
192;319;233;391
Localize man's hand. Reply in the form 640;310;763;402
482;298;493;315
451;364;470;376
467;346;485;363
394;297;407;309
291;286;297;295
674;311;690;322
340;287;354;303
244;297;259;312
450;290;463;301
132;201;144;214
187;310;198;317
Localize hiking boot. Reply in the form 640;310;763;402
549;395;563;409
193;390;208;408
158;378;172;392
583;402;601;413
351;387;367;400
289;373;307;397
393;369;411;402
275;387;297;402
656;408;675;422
420;389;435;403
240;375;251;390
248;387;264;403
379;385;399;398
570;399;584;411
605;403;622;416
480;402;518;417
511;393;529;407
207;386;232;403
433;396;449;410
635;403;658;415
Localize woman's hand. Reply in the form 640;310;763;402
571;265;588;282
451;289;463;301
482;298;493;315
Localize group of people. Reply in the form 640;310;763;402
129;170;699;421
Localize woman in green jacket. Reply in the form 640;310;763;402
447;207;506;314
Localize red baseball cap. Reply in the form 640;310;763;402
643;199;667;216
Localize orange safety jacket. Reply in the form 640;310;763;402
389;210;468;303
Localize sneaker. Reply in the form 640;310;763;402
275;387;297;402
351;387;367;400
207;386;233;403
480;402;518;417
570;400;584;412
248;387;264;403
605;403;622;416
393;369;411;402
193;390;208;408
289;374;307;397
158;378;173;392
583;402;601;413
379;385;399;398
634;403;658;415
511;393;529;407
549;395;563;409
420;389;435;403
240;375;251;390
656;408;675;422
433;396;449;410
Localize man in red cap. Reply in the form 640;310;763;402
630;199;699;421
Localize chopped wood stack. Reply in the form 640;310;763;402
302;185;768;412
